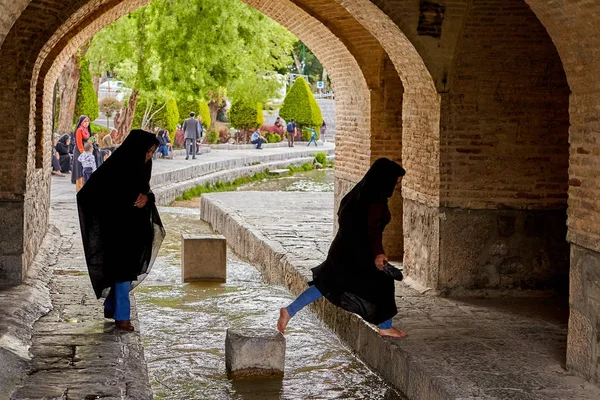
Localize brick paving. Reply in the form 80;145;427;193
200;192;600;400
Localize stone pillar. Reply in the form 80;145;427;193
225;329;286;379
181;234;227;283
0;202;25;287
567;245;600;382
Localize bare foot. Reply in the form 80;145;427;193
379;327;407;338
116;320;135;332
277;308;291;333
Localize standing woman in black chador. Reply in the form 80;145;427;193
77;130;165;331
278;158;407;338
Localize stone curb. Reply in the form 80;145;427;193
150;148;334;187
153;154;335;206
0;225;60;398
199;195;453;400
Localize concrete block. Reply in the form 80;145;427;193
181;234;226;283
225;329;286;379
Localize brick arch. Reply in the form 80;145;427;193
1;0;441;284
523;0;600;384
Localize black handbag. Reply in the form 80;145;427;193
382;262;403;281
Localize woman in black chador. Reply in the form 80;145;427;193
77;130;165;331
55;134;73;173
277;158;407;338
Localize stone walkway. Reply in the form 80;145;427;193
200;191;600;400
2;145;334;399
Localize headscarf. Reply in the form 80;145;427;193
56;134;71;155
73;115;88;141
337;158;405;228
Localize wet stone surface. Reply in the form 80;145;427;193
200;191;600;400
9;187;152;400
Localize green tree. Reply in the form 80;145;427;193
198;101;211;131
279;77;322;129
154;95;179;141
88;0;296;131
229;101;263;131
73;57;99;123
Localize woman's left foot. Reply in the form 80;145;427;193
116;320;135;332
277;308;291;334
379;327;407;338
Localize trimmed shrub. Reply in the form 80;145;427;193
199;101;211;131
73;57;99;123
206;130;219;144
279;77;322;130
261;124;284;135
229;101;263;131
154;95;179;143
265;133;282;143
315;152;327;165
218;128;231;144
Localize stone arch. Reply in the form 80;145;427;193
522;0;600;384
0;0;441;285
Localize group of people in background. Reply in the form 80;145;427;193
270;116;327;150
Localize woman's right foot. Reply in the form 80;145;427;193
116;320;135;332
277;308;291;333
379;327;407;338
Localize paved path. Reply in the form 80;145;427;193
200;191;600;400
4;145;335;399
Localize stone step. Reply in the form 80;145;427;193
268;169;290;176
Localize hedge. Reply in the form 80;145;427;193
73;57;99;123
229;101;263;130
199;101;211;131
279;76;322;129
153;95;179;143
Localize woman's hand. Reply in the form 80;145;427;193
375;254;388;270
134;194;148;208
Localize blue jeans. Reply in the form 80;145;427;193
251;138;263;149
82;167;93;184
286;285;393;329
158;145;169;157
307;137;318;146
104;281;131;321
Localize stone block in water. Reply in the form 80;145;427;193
181;234;226;283
225;328;286;379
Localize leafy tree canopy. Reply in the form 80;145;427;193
87;0;296;107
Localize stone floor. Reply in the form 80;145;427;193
9;196;152;400
200;191;600;400
3;145;335;399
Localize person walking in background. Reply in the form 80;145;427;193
71;115;91;192
183;112;201;160
307;128;319;147
286;119;296;147
277;158;407;339
320;120;327;143
78;142;97;185
77;130;165;332
196;115;204;155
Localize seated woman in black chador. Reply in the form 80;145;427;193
277;158;407;338
55;134;73;173
77;130;165;331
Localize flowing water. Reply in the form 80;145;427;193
238;168;334;193
136;205;404;399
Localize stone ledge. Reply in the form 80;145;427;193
199;192;600;400
153;155;335;206
0;225;60;399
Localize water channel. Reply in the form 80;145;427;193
136;169;404;399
